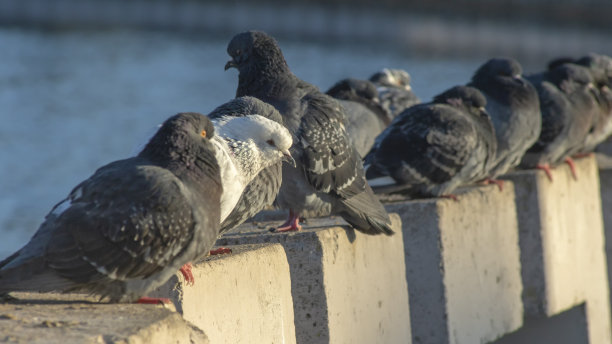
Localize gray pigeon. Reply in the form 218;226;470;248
521;62;599;180
369;68;421;119
0;109;294;302
326;78;391;157
365;86;497;198
574;53;612;153
207;96;291;234
468;58;541;178
225;30;394;235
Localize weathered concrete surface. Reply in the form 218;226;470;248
504;155;612;344
385;184;523;344
0;293;207;344
217;214;410;344
152;243;296;344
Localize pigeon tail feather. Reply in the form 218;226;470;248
338;185;394;236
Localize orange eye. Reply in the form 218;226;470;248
200;130;207;138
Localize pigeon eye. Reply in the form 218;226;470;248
200;130;207;138
266;139;275;146
235;49;241;56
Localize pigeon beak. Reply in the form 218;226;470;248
225;59;237;71
282;150;296;167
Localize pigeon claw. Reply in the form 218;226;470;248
564;157;578;180
440;194;459;202
209;247;233;255
179;263;195;286
483;178;504;191
136;297;172;305
536;164;554;182
273;210;303;233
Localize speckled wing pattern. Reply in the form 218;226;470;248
44;159;199;284
298;93;366;199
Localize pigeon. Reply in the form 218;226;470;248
207;96;290;234
369;68;421;119
225;30;394;235
521;62;599;180
468;58;541;178
326;78;391;157
574;53;612;153
364;86;497;198
0;109;294;302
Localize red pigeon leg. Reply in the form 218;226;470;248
536;164;553;182
274;209;303;232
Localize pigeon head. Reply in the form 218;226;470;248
576;53;612;88
225;31;289;75
209;96;283;124
215;114;295;168
434;85;487;112
549;63;594;93
326;78;379;102
369;68;412;90
139;112;216;163
472;58;523;83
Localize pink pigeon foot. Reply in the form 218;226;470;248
536;164;553;181
209;247;233;255
440;194;459;202
136;297;172;305
483;178;504;191
179;263;194;286
274;210;303;233
564;157;578;180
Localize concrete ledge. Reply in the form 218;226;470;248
152;243;296;344
0;294;207;344
385;183;524;344
217;214;411;344
503;155;612;344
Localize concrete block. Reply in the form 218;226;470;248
503;155;611;344
0;293;207;344
217;214;410;344
385;184;523;344
152;243;296;344
601;168;612;333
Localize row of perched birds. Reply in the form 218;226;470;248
334;53;612;198
1;30;610;304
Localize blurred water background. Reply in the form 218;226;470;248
1;0;611;259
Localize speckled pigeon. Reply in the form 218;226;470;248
0;109;293;302
365;86;497;198
207;96;293;234
225;30;394;235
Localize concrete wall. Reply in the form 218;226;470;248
3;155;612;344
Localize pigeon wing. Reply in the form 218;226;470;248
298;93;367;199
45;160;199;284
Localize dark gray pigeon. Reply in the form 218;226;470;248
364;86;497;198
326;78;391;157
0;113;222;302
468;58;541;179
207;96;292;234
225;30;394;235
574;53;612;153
0;108;294;302
369;68;421;119
521;62;599;180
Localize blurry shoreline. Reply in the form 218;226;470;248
1;0;611;63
